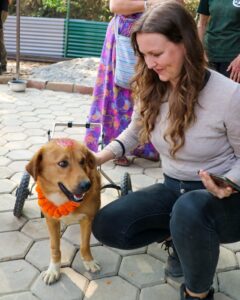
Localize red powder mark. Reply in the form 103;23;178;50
55;138;75;148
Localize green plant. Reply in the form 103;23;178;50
185;0;199;18
43;0;67;14
9;0;198;22
9;0;112;21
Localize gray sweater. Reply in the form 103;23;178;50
105;70;240;184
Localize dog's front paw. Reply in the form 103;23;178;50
42;261;61;284
83;259;101;273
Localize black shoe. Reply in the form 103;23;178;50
162;240;183;277
180;284;214;300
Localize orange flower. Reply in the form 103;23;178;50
36;183;80;219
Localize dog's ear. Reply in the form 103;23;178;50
26;148;43;181
86;149;96;169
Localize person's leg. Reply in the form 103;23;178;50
170;189;240;298
217;62;231;78
93;183;178;249
0;11;8;70
209;61;231;78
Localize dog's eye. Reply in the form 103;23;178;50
79;158;85;165
58;160;69;168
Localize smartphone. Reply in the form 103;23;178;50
208;173;240;192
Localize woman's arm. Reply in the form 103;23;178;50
109;0;184;16
224;86;240;183
95;149;116;166
94;108;142;165
109;0;146;15
199;84;240;199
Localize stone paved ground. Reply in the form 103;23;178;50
0;60;240;300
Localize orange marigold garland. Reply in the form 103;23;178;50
36;183;80;218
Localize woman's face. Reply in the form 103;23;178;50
136;32;186;87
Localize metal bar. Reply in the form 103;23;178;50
99;169;121;197
16;0;20;79
64;0;71;57
49;122;102;140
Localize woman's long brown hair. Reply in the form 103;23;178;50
131;1;206;157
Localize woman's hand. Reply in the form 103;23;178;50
227;54;240;83
198;170;234;199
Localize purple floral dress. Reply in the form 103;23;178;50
84;14;159;161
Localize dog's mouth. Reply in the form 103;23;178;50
58;182;85;203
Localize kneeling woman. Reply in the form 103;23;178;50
92;1;240;299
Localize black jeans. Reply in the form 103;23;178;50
209;61;231;78
92;175;240;293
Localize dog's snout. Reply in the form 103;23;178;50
76;180;91;193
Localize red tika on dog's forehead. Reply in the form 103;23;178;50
55;138;76;148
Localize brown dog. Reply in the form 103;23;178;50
26;138;101;284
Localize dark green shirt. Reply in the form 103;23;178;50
197;0;240;62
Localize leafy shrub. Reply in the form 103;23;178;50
185;0;199;18
9;0;111;21
9;0;198;21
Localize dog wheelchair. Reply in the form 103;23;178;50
13;121;132;218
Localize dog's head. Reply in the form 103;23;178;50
26;138;97;202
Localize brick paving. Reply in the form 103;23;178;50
0;71;240;299
0;59;99;95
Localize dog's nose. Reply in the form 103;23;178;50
76;180;91;193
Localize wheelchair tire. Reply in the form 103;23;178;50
120;172;132;196
13;171;31;218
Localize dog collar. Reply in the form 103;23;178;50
36;183;80;219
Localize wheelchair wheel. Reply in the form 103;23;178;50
120;172;132;196
13;171;31;218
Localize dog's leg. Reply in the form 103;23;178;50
42;216;61;284
80;216;101;272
